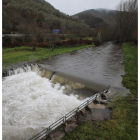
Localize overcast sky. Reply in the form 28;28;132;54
45;0;123;15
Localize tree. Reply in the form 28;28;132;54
116;0;138;42
30;38;37;51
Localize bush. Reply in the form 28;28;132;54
55;41;62;46
2;36;13;48
2;36;93;48
94;39;101;46
36;43;50;48
83;39;92;45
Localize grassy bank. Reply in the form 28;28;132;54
2;44;92;67
62;42;138;140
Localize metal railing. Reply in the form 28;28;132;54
29;89;108;140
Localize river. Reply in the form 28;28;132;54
2;42;129;140
39;42;129;97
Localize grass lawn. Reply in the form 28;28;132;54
2;44;93;67
61;42;138;140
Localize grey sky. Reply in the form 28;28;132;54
45;0;123;15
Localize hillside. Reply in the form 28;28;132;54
2;0;89;34
72;9;116;28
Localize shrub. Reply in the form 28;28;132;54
94;39;101;46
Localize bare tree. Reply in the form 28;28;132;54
116;0;138;42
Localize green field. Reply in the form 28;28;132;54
2;44;93;67
62;42;138;140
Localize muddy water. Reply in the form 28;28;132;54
39;42;129;98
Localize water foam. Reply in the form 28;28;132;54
2;71;84;140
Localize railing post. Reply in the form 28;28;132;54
48;126;51;132
46;128;48;139
76;107;79;113
87;100;89;105
63;116;65;123
95;94;97;101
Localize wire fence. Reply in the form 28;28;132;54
29;90;106;140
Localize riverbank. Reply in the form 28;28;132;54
61;42;138;140
2;44;93;68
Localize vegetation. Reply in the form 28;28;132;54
122;42;138;96
78;13;104;28
73;9;116;26
73;9;117;44
2;0;138;48
2;44;93;67
2;0;95;51
116;0;138;43
62;42;138;140
72;0;138;44
2;35;93;48
2;0;89;36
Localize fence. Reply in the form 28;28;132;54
29;91;105;140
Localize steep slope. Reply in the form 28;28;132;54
76;13;104;28
2;0;89;34
72;9;116;28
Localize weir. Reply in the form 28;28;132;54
2;63;109;140
3;63;101;92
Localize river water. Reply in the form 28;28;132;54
39;42;127;92
3;71;86;140
2;42;129;140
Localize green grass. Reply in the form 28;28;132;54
122;42;138;96
76;36;93;40
83;37;93;40
2;44;93;67
62;42;138;140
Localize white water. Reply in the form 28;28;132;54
2;71;85;140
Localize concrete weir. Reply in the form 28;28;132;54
3;63;110;140
3;62;109;92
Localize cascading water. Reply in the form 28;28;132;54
2;64;86;140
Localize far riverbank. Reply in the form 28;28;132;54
2;44;93;68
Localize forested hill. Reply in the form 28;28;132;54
2;0;89;34
72;9;116;28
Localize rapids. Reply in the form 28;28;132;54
2;71;85;140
